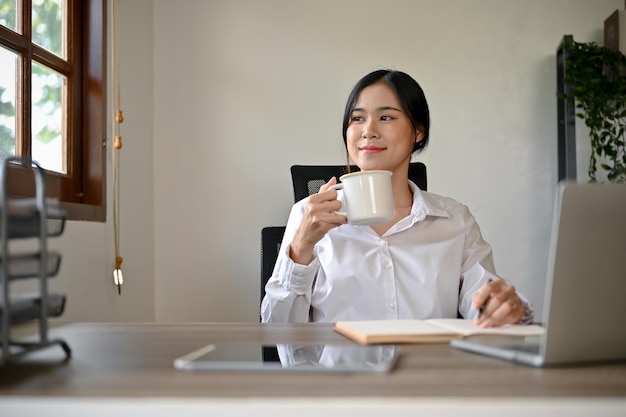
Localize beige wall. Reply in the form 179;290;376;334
47;0;156;323
48;0;622;325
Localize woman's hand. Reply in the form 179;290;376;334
289;177;347;265
472;278;524;327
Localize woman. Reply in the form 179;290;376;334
261;69;533;327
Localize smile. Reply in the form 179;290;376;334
359;146;386;153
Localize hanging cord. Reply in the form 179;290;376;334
111;0;124;295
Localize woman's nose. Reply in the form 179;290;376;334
362;120;379;139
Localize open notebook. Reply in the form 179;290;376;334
333;318;544;345
451;182;626;367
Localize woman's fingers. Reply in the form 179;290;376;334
318;176;337;193
295;178;346;246
471;278;494;312
473;278;524;327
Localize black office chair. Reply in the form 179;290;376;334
260;226;286;362
260;226;286;307
290;162;427;202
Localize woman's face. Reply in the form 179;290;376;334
346;81;422;176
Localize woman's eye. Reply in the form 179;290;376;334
351;115;364;122
381;115;393;121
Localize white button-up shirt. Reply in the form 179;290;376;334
261;181;533;323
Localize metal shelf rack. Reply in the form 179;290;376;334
0;157;70;365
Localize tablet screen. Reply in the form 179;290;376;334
173;343;397;373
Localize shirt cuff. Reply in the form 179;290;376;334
282;243;319;296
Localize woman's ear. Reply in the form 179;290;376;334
415;128;425;143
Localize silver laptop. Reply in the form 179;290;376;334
451;182;626;367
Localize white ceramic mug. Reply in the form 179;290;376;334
330;170;394;226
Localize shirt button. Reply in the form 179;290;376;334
387;303;396;310
378;240;386;247
385;263;392;270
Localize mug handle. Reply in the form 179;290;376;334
329;183;347;217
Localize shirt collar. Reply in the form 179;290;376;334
408;180;450;222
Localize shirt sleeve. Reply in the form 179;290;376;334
260;200;319;323
457;205;535;323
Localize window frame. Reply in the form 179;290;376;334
0;0;106;221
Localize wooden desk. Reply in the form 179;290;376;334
1;322;626;415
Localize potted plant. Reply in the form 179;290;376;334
560;39;626;183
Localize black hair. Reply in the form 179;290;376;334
341;69;430;154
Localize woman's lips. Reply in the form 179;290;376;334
360;146;385;153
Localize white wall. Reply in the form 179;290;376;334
46;0;156;324
49;0;622;326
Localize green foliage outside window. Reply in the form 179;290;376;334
0;86;14;158
0;0;64;169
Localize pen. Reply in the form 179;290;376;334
478;278;493;318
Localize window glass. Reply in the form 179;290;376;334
32;0;65;58
0;0;105;220
0;46;17;159
0;0;18;32
32;61;66;173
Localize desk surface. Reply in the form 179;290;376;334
1;322;626;398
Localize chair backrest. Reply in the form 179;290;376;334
290;162;427;202
260;226;286;306
260;226;286;362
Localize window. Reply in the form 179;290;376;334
0;0;106;221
